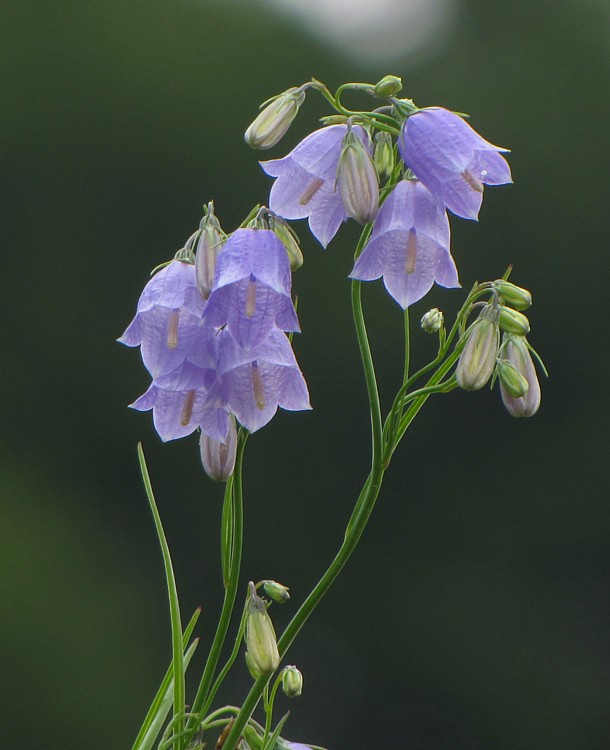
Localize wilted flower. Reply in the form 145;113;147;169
456;305;500;391
350;180;459;309
336;129;379;224
260;124;372;248
118;260;206;379
499;335;541;417
244;87;306;150
199;413;237;481
202;228;299;350
399;107;512;220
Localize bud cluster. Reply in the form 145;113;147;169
455;280;543;417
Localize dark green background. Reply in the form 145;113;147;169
2;1;609;748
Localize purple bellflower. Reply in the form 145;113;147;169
203;228;299;351
398;107;512;220
118;260;206;379
261;124;372;248
204;328;311;434
350;180;460;309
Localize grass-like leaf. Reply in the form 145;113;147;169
131;608;201;750
138;443;185;750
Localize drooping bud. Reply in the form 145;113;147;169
421;308;444;334
268;214;304;271
373;75;403;98
263;579;290;604
199;415;237;482
496;359;529;398
195;203;226;300
282;666;303;698
336;129;379;224
456;306;500;391
499;306;530;336
373;132;394;181
245;87;306;150
499;335;541;417
245;583;280;679
493;279;532;310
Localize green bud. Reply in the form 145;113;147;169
499;335;541;418
493;279;532;310
373;132;394;180
420;307;444;334
262;579;290;603
195;203;226;300
281;665;303;698
337;130;379;225
320;114;349;126
245;583;279;679
499;306;530;336
373;75;403;97
268;214;303;271
245;88;306;150
496;359;529;398
456;306;500;391
243;726;264;750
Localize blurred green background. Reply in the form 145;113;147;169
2;0;609;748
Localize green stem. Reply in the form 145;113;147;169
187;431;248;733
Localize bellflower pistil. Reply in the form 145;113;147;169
350;180;459;309
399;107;512;220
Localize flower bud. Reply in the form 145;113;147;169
268;214;303;271
245;583;280;679
499;336;541;417
493;280;532;310
199;415;237;482
373;75;403;97
373;132;394;180
195;204;225;300
337;130;379;224
245;88;306;150
456;306;500;391
499;306;530;336
263;579;290;603
496;359;529;398
282;666;303;698
421;307;443;334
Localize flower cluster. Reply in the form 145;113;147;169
253;86;511;310
119;210;310;466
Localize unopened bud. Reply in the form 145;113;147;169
263;579;290;603
421;308;443;334
456;307;500;391
268;214;303;271
195;204;225;299
373;132;394;180
337;130;379;224
245;88;306;150
199;415;237;482
499;306;530;336
493;280;532;310
496;359;529;398
373;75;403;98
499;336;541;417
282;666;303;698
245;583;280;679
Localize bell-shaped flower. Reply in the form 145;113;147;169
350;180;459;309
203;228;299;350
398;107;512;220
118;260;206;379
260;124;372;248
205;328;311;433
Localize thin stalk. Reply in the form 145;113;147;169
186;431;248;734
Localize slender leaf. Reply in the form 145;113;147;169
138;443;185;750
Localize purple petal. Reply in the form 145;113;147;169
118;315;143;347
200;407;230;442
470;149;513;186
